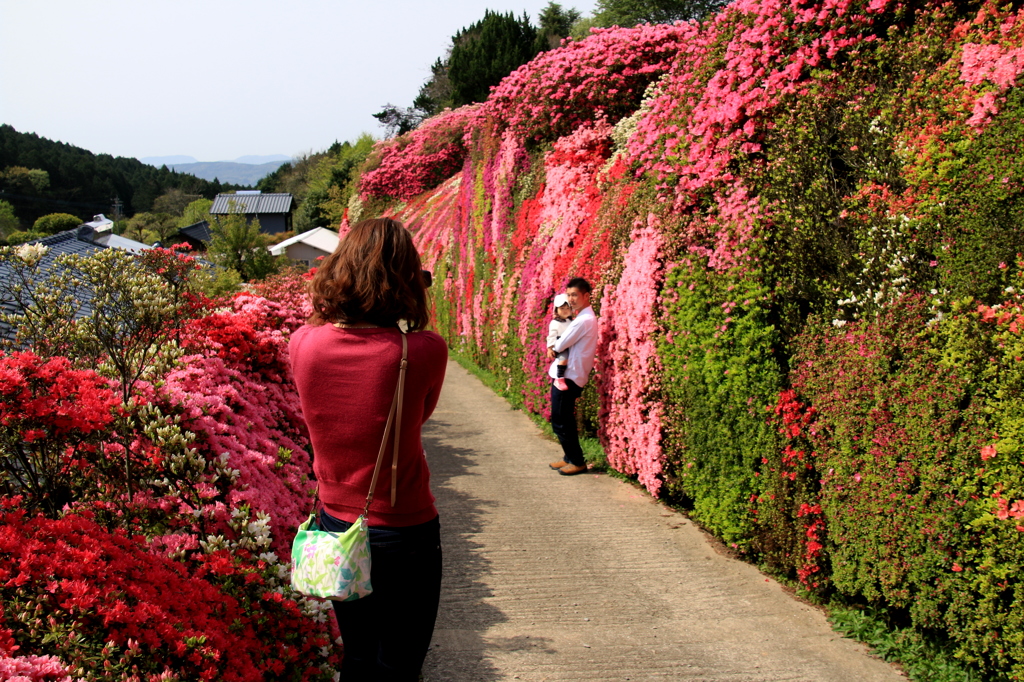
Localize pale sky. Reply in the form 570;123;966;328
0;0;597;163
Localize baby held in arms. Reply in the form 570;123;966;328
547;293;573;391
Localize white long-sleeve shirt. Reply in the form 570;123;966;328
548;306;598;386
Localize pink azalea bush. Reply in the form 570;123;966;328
360;105;482;200
0;653;78;682
486;23;700;142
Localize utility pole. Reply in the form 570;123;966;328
111;196;124;221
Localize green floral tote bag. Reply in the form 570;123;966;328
290;513;373;601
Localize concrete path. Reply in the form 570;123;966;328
421;360;905;681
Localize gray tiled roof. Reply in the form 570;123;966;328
210;193;293;215
179;220;212;243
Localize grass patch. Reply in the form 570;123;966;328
827;606;982;682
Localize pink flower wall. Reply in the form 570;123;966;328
356;3;1024;673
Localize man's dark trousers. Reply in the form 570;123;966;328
550;378;585;466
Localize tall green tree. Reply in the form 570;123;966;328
593;0;724;26
448;11;539;107
178;198;213;228
375;10;541;129
535;2;582;51
153;188;201;216
0;167;49;194
0;200;20;237
207;213;279;282
122;212;179;245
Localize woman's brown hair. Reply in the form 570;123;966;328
308;217;431;331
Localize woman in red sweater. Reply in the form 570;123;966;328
289;217;447;681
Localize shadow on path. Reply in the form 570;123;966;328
422;413;505;682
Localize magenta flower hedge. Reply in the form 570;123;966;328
357;0;1024;676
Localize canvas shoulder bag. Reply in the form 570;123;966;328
290;330;408;601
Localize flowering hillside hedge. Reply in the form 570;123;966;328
355;0;1024;677
0;246;338;681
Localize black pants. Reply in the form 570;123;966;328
550;378;585;466
319;511;442;682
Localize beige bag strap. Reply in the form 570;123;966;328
362;331;408;517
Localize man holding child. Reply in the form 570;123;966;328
545;277;598;476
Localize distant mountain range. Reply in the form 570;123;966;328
138;155;292;186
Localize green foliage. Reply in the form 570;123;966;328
793;301;980;628
153;188;202;216
0;166;49;194
569;16;600;40
192;264;243;298
911;86;1024;305
932;289;1024;678
593;0;725;26
208;214;280;282
258;136;374;231
0;199;20;236
255;161;293;193
829;606;982;682
535;2;582;52
32;212;81;235
658;257;783;546
414;57;455;117
6;230;44;245
449;11;539;107
179;197;213;227
0;124;238;225
122;211;180;245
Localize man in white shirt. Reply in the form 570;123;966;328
546;277;598;476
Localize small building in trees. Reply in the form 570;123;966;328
210;192;293;235
269;227;339;267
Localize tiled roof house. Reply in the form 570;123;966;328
209;192;294;234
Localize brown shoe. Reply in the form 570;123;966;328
549;460;569;470
559;464;588;476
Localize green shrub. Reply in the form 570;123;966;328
32;212;82;235
6;230;45;245
659;256;783;547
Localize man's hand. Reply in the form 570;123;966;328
546;348;556;360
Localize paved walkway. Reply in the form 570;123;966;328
421;360;905;681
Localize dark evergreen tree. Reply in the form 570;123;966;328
593;0;724;26
447;11;539;107
375;10;541;134
535;2;582;51
413;57;454;117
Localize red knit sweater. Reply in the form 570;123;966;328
289;324;448;526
